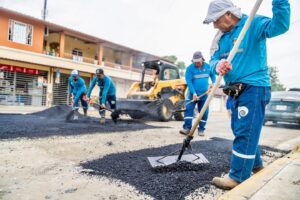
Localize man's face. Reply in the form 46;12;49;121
97;74;104;80
73;76;78;81
213;12;234;32
195;60;203;68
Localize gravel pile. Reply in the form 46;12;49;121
81;137;288;200
81;138;231;200
0;105;161;139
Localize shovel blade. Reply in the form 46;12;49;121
147;153;209;168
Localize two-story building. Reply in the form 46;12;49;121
0;7;160;107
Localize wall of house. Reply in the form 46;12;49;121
103;47;130;66
0;10;44;53
64;35;97;60
44;32;60;51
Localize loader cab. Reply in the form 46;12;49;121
140;60;180;91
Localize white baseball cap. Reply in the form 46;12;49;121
71;69;79;76
203;0;242;24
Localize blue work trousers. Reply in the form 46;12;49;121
229;85;271;182
183;93;209;131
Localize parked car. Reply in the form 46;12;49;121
264;91;300;125
288;88;300;92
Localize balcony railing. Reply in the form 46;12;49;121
63;53;98;65
43;51;134;71
43;50;59;57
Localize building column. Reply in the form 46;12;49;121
59;32;65;58
129;54;133;70
46;67;53;107
97;44;103;66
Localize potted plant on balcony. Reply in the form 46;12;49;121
45;46;50;55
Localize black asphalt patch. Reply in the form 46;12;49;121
0;105;165;139
80;137;289;200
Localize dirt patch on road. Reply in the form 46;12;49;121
0;105;166;139
81;137;288;200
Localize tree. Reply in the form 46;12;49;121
162;55;178;64
176;61;186;70
162;55;186;69
269;66;285;91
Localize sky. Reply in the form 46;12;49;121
0;0;299;88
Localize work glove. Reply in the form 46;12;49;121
216;59;232;76
82;94;88;101
208;85;214;93
69;93;73;99
193;94;198;101
86;97;91;104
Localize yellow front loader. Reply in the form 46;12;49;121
113;60;187;121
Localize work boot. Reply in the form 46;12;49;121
198;129;205;136
179;129;190;136
100;117;106;124
212;175;239;190
252;166;264;174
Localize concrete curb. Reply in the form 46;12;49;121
275;135;300;152
218;150;300;200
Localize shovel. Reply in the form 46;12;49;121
171;91;209;114
65;97;80;121
90;102;119;123
65;107;80;121
148;0;264;168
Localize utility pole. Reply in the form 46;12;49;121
42;0;48;20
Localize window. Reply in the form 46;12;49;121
72;48;83;62
8;20;33;45
161;68;179;80
72;48;83;57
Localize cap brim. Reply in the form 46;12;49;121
203;18;213;24
192;58;203;62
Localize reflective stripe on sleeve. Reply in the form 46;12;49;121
193;74;209;79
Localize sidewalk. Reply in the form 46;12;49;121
219;147;300;200
0;105;46;114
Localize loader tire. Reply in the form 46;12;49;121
174;100;185;121
157;99;174;122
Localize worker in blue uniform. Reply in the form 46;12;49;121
87;68;116;124
179;51;216;136
203;0;290;189
68;69;88;116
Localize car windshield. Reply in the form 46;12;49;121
272;91;300;100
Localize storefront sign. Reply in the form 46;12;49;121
0;64;39;75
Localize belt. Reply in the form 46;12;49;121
223;83;247;99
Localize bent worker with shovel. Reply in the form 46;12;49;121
68;69;88;117
204;0;290;189
87;68;117;124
